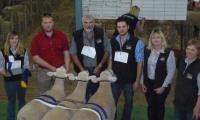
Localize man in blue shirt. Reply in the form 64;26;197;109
108;17;144;120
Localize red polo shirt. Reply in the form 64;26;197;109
30;29;69;68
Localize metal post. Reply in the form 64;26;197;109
75;0;82;30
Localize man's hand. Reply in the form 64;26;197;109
32;55;59;72
0;69;9;77
93;64;102;76
50;66;56;72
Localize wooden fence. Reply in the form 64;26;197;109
0;0;60;43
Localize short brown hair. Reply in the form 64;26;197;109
41;13;53;20
187;39;200;57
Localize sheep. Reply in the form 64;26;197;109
41;71;96;120
70;70;117;120
17;67;70;120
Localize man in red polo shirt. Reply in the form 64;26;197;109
30;14;70;94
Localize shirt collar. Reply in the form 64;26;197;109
43;29;55;38
185;58;196;65
152;48;165;54
115;33;130;42
10;48;17;55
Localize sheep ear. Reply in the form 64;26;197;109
91;77;99;83
67;73;75;81
89;75;97;83
47;72;54;77
89;75;96;80
109;76;117;82
98;69;117;82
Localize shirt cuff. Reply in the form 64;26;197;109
162;82;169;88
136;60;143;63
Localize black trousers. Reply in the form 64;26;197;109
85;67;99;102
145;84;170;120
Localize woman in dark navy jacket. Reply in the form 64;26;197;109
141;28;176;120
175;39;200;120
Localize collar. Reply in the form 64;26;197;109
185;58;196;65
115;33;130;42
151;48;165;54
10;48;17;55
43;29;56;38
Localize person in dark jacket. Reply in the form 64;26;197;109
0;31;30;120
113;5;145;36
108;17;144;120
70;15;111;102
141;27;176;120
175;39;200;120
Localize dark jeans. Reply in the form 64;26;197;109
111;82;134;120
85;67;99;102
4;80;26;120
175;109;195;120
145;85;170;120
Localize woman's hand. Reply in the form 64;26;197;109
154;87;165;94
193;97;200;120
193;104;200;120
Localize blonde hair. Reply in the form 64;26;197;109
4;32;25;56
147;27;168;49
129;6;140;17
187;39;200;57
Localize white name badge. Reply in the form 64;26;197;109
114;51;129;63
11;60;21;69
81;46;96;59
8;56;15;62
6;60;22;76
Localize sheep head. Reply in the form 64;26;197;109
68;71;97;82
47;66;70;79
95;69;117;82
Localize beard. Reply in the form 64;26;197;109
119;31;128;36
84;27;94;33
